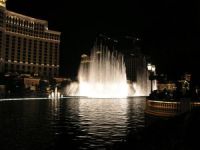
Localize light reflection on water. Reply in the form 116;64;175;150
0;97;145;150
77;99;128;148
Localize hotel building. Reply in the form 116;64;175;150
0;0;61;77
124;51;148;82
124;51;152;95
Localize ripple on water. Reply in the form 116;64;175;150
0;97;145;150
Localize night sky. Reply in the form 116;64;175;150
6;0;200;81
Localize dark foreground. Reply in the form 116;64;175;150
0;98;145;150
116;110;200;150
0;98;200;150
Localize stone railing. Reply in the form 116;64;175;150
190;102;200;109
145;99;190;117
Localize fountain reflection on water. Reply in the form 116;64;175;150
0;97;146;150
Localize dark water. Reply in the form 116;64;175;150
0;97;145;150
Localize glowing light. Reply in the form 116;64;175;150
78;98;128;138
147;63;152;71
151;65;156;72
48;87;63;99
0;97;48;102
66;45;129;98
66;44;151;98
0;0;6;7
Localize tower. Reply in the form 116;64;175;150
0;0;6;7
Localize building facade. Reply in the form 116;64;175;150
0;0;61;77
124;52;148;82
124;51;153;95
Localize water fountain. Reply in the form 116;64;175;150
49;87;63;99
129;55;150;96
66;44;129;98
67;43;151;98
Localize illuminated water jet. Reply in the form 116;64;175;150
49;87;62;99
66;45;128;98
66;44;155;98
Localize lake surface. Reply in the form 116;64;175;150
0;97;145;150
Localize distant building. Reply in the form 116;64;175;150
24;77;40;91
124;51;152;95
156;73;192;96
124;53;148;82
124;51;148;83
0;0;61;77
157;81;176;92
183;73;191;82
115;35;149;83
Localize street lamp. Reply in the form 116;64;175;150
147;63;156;93
151;65;156;72
147;63;152;71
